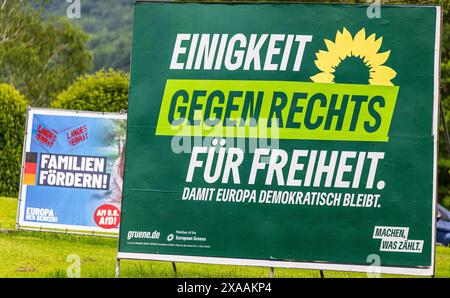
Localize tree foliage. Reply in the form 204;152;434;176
0;84;28;197
51;69;129;112
42;0;133;72
0;0;92;106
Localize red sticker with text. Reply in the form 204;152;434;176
94;204;120;229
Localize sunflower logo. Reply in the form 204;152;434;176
310;28;397;86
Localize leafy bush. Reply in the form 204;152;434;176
0;84;28;197
51;69;129;112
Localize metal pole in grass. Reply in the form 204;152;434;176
269;267;274;278
172;262;177;276
16;105;32;232
319;270;325;278
115;258;121;278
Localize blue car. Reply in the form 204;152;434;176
437;204;450;246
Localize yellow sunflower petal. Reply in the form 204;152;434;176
351;28;366;57
325;39;335;52
369;65;397;85
341;28;353;44
359;33;376;60
369;78;394;86
334;28;353;59
363;35;383;64
310;72;335;83
365;50;391;68
372;37;383;53
314;50;340;72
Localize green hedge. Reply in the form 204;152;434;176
51;68;129;112
0;84;28;197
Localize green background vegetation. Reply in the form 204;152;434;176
51;69;129;112
0;85;27;197
0;0;92;107
42;0;133;72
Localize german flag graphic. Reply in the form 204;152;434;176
23;152;38;186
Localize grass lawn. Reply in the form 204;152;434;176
0;197;17;230
0;197;448;278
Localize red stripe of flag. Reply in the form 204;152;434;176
24;162;37;174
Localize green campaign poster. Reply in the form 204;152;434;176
118;1;441;276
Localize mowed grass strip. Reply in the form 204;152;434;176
0;197;18;230
0;197;448;278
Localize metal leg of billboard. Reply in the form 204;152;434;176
269;267;274;278
115;258;121;278
15;106;31;232
172;262;177;276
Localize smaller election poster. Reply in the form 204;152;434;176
17;107;127;236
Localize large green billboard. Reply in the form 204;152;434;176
118;1;441;276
